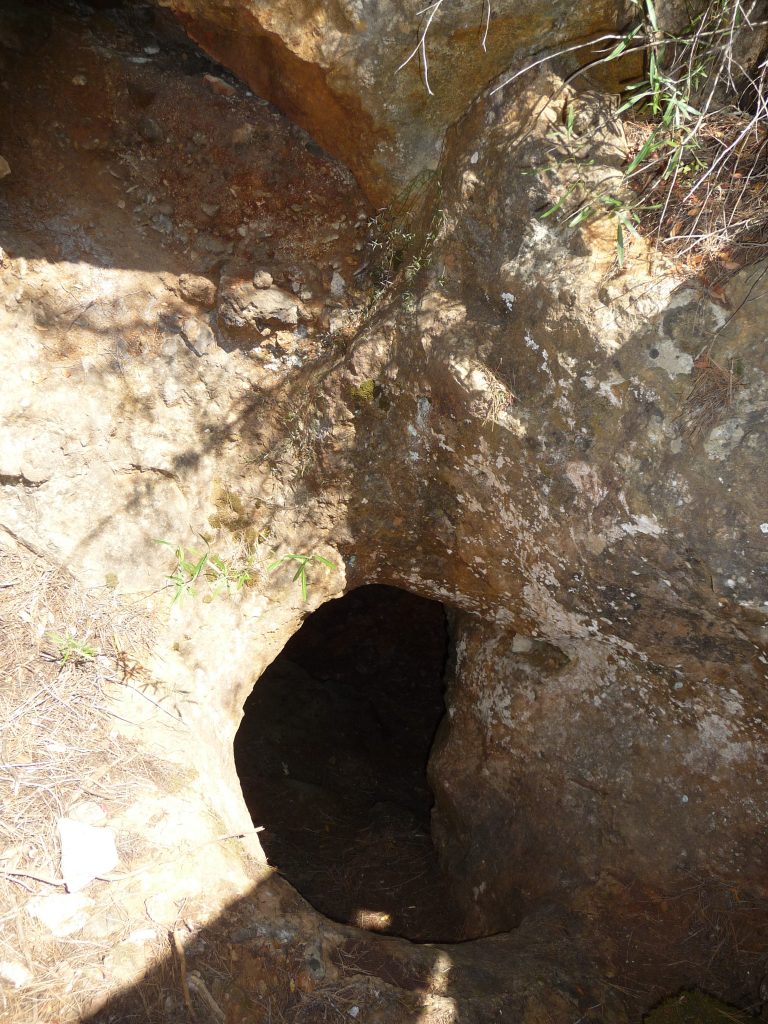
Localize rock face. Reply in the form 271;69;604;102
1;2;767;1021
336;73;768;969
156;0;626;201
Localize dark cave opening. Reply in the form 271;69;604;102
234;584;467;942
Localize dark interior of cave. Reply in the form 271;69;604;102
234;584;467;942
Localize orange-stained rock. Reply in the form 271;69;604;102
157;0;624;201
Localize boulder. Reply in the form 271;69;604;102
218;278;301;329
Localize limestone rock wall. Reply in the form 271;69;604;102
431;614;768;934
2;1;767;1016
156;0;628;201
330;69;768;969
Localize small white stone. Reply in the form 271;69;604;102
760;523;768;534
26;892;95;936
0;960;33;988
330;271;346;297
58;818;118;893
253;270;273;289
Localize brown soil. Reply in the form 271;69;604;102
235;585;469;943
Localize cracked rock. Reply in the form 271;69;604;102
181;316;215;356
218;279;300;329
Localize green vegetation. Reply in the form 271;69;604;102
267;553;338;601
527;0;768;272
156;539;254;604
157;539;338;605
404;0;768;274
45;631;98;665
365;170;446;310
350;379;377;404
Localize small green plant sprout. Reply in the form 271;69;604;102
205;552;254;598
503;0;768;274
268;553;337;601
155;539;254;604
156;539;209;604
45;631;98;665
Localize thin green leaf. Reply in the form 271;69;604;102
190;553;209;581
539;192;572;219
648;49;658;82
645;0;658;33
617;90;654;115
568;204;594;227
616;221;625;266
604;22;642;60
626;132;662;174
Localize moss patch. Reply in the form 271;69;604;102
350;378;377;405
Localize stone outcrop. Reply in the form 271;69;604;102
337;72;768;956
156;0;628;202
1;1;767;1020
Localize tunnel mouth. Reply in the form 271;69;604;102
234;584;469;943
